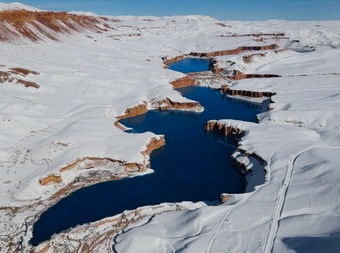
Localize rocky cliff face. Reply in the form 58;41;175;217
189;44;277;58
117;102;148;119
205;120;245;139
205;120;266;176
0;9;116;42
45;136;166;185
243;53;267;63
223;70;281;80
156;97;202;111
39;174;62;185
143;137;166;155
170;76;196;88
221;85;276;98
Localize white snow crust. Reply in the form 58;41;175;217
0;2;39;11
0;6;340;253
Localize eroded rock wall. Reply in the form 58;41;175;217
170;76;196;88
225;70;281;80
190;44;277;58
221;85;276;98
143;137;166;155
157;97;202;111
117;103;148;119
39;174;62;185
205;121;245;139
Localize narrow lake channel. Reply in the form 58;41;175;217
31;58;266;246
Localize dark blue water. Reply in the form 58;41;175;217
30;59;265;246
168;57;210;73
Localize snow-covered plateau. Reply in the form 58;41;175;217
0;2;340;253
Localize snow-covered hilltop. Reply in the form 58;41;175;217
0;2;39;11
0;2;340;252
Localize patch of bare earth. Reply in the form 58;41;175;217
0;67;40;88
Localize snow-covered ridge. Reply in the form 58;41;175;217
0;8;119;42
0;1;39;11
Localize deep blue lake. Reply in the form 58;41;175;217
30;59;265;246
168;57;210;73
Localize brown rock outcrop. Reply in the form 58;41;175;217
243;53;267;63
220;194;231;203
114;121;127;131
143;137;166;155
16;79;40;88
206;121;266;174
8;67;39;76
0;71;13;83
170;76;196;88
39;174;62;185
189;44;277;58
205;121;245;139
59;156;145;174
116;102;148;119
221;85;276;98
0;68;40;88
0;10;115;42
157;97;202;111
223;69;281;80
59;137;165;175
60;157;119;172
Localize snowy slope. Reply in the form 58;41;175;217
0;4;340;253
0;2;39;11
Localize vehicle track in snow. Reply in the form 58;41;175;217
205;139;312;253
262;144;340;253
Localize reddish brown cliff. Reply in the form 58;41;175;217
39;174;62;185
170;76;196;88
116;102;148;119
143;136;166;155
114;121;127;131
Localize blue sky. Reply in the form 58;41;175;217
3;0;340;20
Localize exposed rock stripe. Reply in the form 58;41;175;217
116;102;148;119
170;76;196;88
189;44;277;58
157;97;202;111
221;85;276;98
39;174;62;185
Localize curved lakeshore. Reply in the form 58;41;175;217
30;70;267;246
